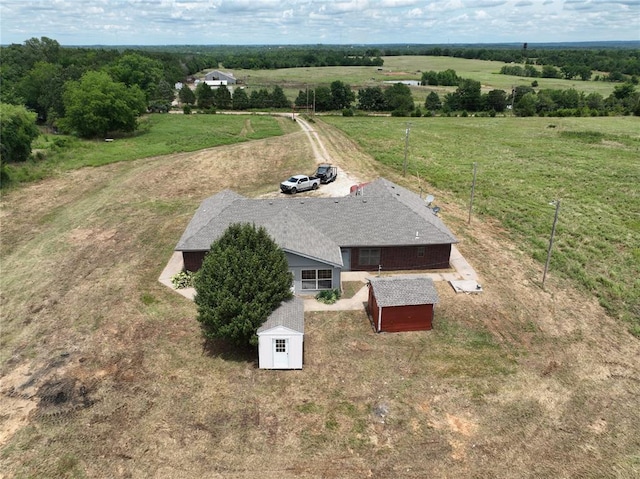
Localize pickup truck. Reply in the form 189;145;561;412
314;164;338;184
280;175;321;194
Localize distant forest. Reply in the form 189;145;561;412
1;37;638;125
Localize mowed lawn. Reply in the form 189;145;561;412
322;115;640;334
1;113;639;478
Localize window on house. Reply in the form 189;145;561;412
417;247;425;257
301;269;333;290
275;339;286;353
359;248;381;266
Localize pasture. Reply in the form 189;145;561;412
322;115;640;335
229;55;620;105
1;113;639;478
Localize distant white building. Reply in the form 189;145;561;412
204;70;237;84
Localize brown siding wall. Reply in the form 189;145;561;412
183;251;207;272
380;304;433;333
351;244;451;272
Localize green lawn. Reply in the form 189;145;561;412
322;115;640;334
9;113;286;185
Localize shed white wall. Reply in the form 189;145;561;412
257;325;303;369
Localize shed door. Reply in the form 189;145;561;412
273;339;289;368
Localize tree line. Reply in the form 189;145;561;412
376;44;640;77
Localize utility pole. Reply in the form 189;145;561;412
306;85;309;114
468;162;477;224
313;89;316;117
542;199;561;289
402;123;411;177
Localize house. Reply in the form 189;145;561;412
368;276;439;332
257;297;304;369
204;70;237;84
175;178;458;295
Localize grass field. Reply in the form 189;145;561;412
321;115;640;335
1;112;639;478
7;113;288;186
229;55;619;106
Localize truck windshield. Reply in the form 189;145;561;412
287;177;299;182
317;167;328;174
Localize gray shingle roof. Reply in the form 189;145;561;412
369;276;439;307
175;178;458;263
257;297;304;333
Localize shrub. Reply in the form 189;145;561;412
171;270;194;289
315;289;341;304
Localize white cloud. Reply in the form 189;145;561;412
0;0;638;45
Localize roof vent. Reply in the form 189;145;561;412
362;199;367;203
334;200;339;203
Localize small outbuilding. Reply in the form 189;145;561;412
257;297;304;369
368;276;439;333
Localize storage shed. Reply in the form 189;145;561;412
257;297;304;369
368;276;439;333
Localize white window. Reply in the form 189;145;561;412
301;269;333;290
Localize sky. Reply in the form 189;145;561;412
1;0;639;46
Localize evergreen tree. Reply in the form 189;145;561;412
195;82;215;109
425;91;442;111
215;84;232;109
179;85;196;105
193;223;293;347
232;88;250;110
270;85;291;108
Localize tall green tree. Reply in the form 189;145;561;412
249;88;271;108
384;83;414;114
17;61;66;122
0;103;39;163
455;79;482;111
270;85;290;108
193;223;293;347
515;92;538;116
109;53;163;102
358;86;386;111
313;86;333;111
61;71;146;138
153;79;175;103
484;89;507;112
195;82;215;109
232;88;250;110
178;85;196;105
330;80;355;110
215;85;232;109
425;91;442;111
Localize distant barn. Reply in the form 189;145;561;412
368;276;439;333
